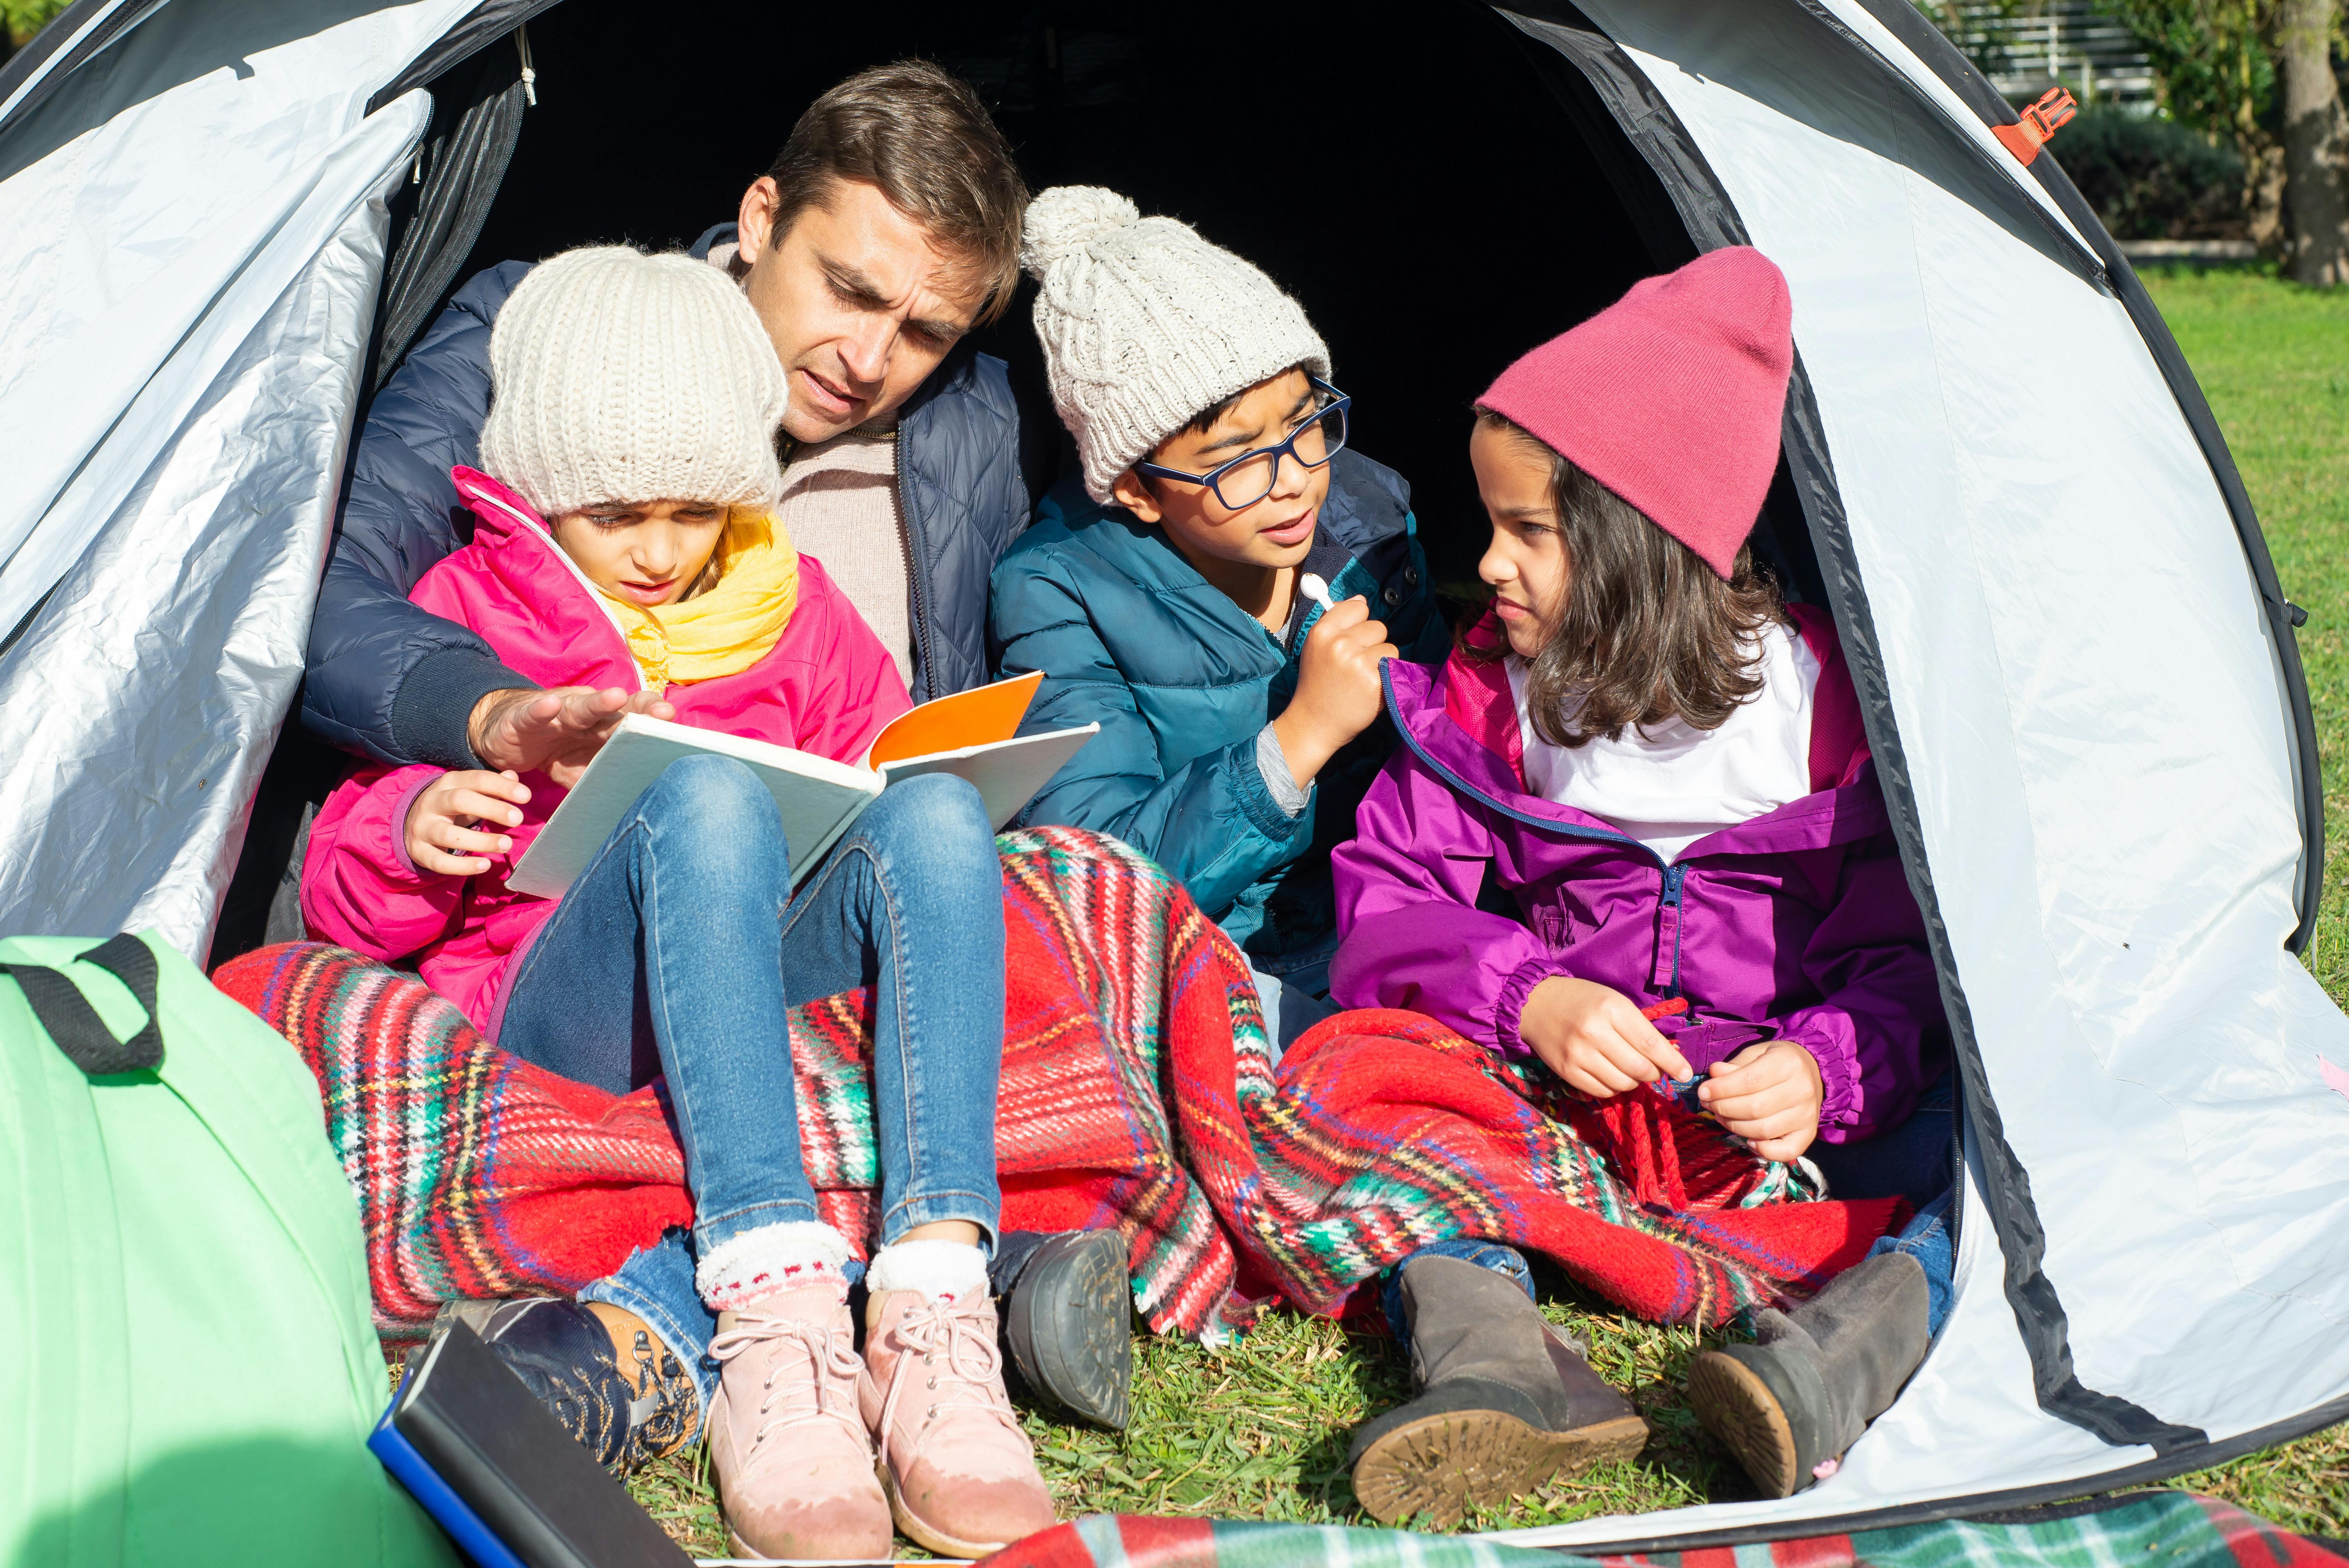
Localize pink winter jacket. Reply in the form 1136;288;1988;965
300;467;913;1035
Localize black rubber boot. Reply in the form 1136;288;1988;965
1685;1251;1931;1497
1348;1256;1649;1527
989;1229;1134;1430
434;1297;698;1472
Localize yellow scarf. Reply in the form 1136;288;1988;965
597;509;799;688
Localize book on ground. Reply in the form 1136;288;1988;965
505;670;1094;900
368;1320;692;1568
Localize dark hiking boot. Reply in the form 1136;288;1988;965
989;1229;1133;1430
1348;1256;1649;1527
1685;1251;1931;1497
437;1296;699;1472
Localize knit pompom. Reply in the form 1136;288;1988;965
1021;185;1140;276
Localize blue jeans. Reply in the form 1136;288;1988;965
498;756;1008;1405
1810;1070;1958;1336
1246;931;1341;1063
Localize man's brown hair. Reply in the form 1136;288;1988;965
1467;410;1786;747
763;60;1028;326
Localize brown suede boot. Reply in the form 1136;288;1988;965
1349;1257;1649;1526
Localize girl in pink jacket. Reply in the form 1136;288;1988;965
1332;251;1954;1519
301;248;1051;1561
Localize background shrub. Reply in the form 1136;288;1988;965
2060;103;2246;239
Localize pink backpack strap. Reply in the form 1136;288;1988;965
1440;614;1526;786
1790;602;1871;789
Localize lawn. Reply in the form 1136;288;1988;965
614;267;2349;1555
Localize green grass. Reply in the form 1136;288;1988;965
590;269;2349;1554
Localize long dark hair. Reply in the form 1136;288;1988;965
1468;411;1786;748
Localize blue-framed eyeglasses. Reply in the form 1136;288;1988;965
1133;377;1351;512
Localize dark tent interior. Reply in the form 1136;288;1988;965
214;0;1829;961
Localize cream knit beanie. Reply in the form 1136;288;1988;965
477;245;788;520
1023;187;1331;503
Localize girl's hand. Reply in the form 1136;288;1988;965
1519;976;1694;1099
1699;1040;1825;1161
1271;595;1397;789
405;770;531;877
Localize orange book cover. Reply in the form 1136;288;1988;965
864;671;1044;769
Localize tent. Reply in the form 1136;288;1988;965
2;0;2344;1550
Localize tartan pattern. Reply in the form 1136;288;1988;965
212;826;1898;1341
979;1492;2347;1568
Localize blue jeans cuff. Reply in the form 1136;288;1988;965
1381;1238;1535;1349
583;1253;720;1417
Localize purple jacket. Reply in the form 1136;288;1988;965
1330;605;1947;1144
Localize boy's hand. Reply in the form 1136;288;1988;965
1519;976;1694;1100
1271;594;1397;788
405;770;531;877
469;686;676;788
1699;1040;1825;1161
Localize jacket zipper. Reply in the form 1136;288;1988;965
899;447;940;702
1384;662;1690;999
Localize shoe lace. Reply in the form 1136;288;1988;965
708;1313;864;1452
872;1295;1021;1472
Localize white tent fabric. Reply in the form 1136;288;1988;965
0;0;2342;1546
1496;0;2349;1547
0;0;474;957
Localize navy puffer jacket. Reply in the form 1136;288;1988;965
303;228;1028;766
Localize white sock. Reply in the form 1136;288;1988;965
694;1220;853;1313
867;1238;989;1302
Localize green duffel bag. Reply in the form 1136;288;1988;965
0;932;458;1568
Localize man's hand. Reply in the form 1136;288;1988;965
1699;1040;1825;1161
1519;976;1694;1100
468;686;677;788
405;770;531;877
1269;595;1397;789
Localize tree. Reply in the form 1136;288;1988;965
3;0;73;64
2099;0;2290;253
2276;0;2349;280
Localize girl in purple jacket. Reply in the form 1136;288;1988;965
1332;250;1956;1520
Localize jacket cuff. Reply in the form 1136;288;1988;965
387;771;443;878
1229;734;1314;844
1780;1012;1863;1135
1493;955;1561;1059
389;646;535;770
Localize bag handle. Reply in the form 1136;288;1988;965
1;933;164;1075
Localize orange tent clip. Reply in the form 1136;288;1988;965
1992;86;2077;167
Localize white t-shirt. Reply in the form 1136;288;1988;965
1509;619;1821;862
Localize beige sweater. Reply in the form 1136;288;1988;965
774;428;915;693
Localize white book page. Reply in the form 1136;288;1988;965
505;715;880;899
875;725;1099;830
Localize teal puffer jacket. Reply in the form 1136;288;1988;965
989;450;1447;957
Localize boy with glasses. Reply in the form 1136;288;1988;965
991;188;1445;1045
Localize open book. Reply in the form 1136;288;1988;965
504;671;1094;900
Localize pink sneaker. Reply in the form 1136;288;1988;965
859;1288;1058;1558
707;1283;891;1562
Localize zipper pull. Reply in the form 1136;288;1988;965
1651;864;1688;995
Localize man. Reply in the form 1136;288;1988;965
310;61;1129;1467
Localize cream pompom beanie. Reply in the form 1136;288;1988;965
477;245;788;520
1023;187;1330;502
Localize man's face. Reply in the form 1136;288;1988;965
736;176;990;442
1109;369;1331;577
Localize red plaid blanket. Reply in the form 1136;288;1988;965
212;827;1900;1339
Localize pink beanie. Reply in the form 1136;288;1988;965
1478;247;1793;580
